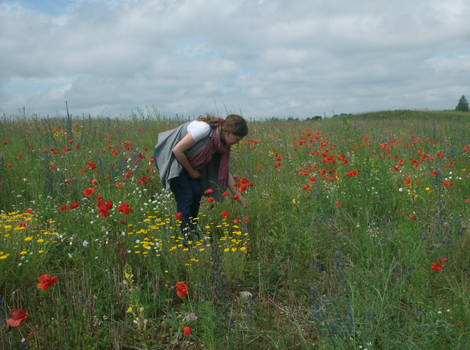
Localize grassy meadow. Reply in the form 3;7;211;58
1;110;470;349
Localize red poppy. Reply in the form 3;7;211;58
59;204;67;211
2;141;8;145
431;262;442;271
97;200;113;218
222;191;229;197
176;282;188;298
87;162;97;170
175;212;182;221
69;201;78;210
117;202;131;215
404;177;411;186
124;171;131;179
49;164;57;170
98;209;109;218
183;326;191;337
439;257;448;262
83;187;95;197
335;201;341;207
207;197;214;203
220;210;229;218
204;189;214;195
116;183;124;188
232;195;239;200
91;179;98;186
243;216;249;224
408;214;417;221
345;170;358;177
37;274;58;291
137;176;148;185
240;183;248;193
6;309;28;327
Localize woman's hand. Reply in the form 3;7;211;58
228;172;248;208
237;195;248;208
189;169;201;179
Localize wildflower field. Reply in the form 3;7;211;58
1;110;470;349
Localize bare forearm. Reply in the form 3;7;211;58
173;150;199;177
228;173;248;207
171;133;200;178
228;173;240;195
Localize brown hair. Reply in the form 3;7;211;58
198;113;248;137
197;113;222;129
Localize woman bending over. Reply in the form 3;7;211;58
154;114;248;240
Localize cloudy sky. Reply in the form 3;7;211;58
1;0;470;119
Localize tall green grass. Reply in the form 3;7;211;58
1;110;469;349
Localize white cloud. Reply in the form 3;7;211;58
1;0;470;118
427;54;470;75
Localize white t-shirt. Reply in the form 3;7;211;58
187;120;211;142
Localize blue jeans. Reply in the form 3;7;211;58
169;170;202;240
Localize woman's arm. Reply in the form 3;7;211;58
172;133;200;179
228;172;248;208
